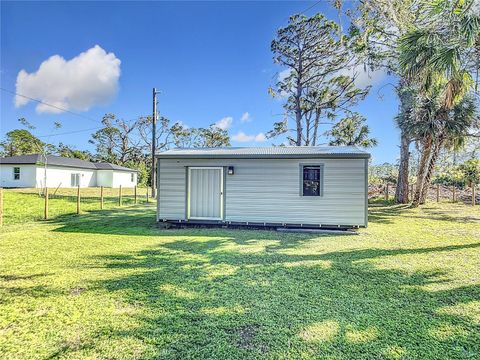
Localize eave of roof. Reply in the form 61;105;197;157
156;146;371;159
0;154;138;171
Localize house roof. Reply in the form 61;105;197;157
156;146;370;159
0;154;137;172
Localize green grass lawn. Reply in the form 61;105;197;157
1;200;479;359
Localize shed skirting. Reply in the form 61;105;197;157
158;219;362;230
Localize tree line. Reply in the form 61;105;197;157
267;0;479;206
0;116;230;185
2;0;478;200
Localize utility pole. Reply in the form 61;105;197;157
151;87;159;198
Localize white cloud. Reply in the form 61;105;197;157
213;116;233;130
254;133;266;142
174;120;189;129
240;112;251;123
278;68;292;83
15;45;121;113
338;64;386;88
276;65;385;91
232;131;266;143
275;68;293;99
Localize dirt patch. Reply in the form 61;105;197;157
69;287;86;296
233;325;268;354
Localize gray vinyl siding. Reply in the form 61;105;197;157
157;158;367;226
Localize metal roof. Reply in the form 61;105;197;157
156;146;370;159
0;154;137;172
94;162;138;171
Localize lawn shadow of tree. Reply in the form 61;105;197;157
0;273;60;305
44;204;480;357
50;205;159;236
59;235;480;359
49;202;478;237
369;203;480;225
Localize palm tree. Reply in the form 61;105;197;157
416;95;478;204
398;0;480;205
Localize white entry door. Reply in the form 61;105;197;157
188;167;223;220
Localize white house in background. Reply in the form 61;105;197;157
0;154;138;188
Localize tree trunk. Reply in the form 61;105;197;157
412;137;433;207
295;56;303;146
418;138;444;204
395;130;411;203
312;112;321;146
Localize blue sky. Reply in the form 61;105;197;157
1;1;399;164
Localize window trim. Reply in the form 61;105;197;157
13;167;20;180
299;163;324;197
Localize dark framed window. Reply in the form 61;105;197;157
131;173;135;182
302;165;322;196
13;167;20;180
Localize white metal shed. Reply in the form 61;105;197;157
156;146;370;228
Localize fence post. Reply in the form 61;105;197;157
119;185;122;206
436;184;440;203
452;185;456;203
385;183;389;201
44;187;49;220
134;186;137;205
0;188;3;227
77;185;81;214
146;187;149;203
100;186;104;210
473;185;476;206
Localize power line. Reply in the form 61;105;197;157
1;87;149;139
0;87;101;124
298;0;322;15
37;126;104;138
36;114;147;138
282;1;322;25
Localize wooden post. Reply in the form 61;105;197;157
100;186;104;210
436;184;440;202
146;187;149;203
0;188;3;227
134;186;137;204
385;183;389;201
473;185;476;206
77;185;81;214
452;185;456;203
44;187;49;220
119;185;122;206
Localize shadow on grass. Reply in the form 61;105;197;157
0;273;60;305
369;203;479;225
420;206;480;224
29;204;479;357
74;239;480;358
368;204;413;224
50;205;158;236
49;201;478;237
